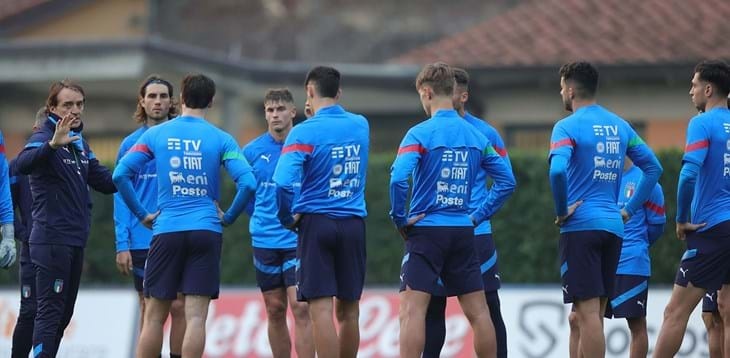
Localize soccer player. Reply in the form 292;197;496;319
242;88;314;358
702;290;724;358
420;67;513;358
568;160;665;358
113;75;186;358
273;66;369;358
653;60;730;358
16;80;117;357
549;61;662;358
114;74;256;358
9;108;44;357
391;62;516;358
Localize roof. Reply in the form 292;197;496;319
392;0;730;67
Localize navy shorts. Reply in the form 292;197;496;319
296;214;366;301
702;290;719;312
401;226;483;296
253;247;298;292
130;249;148;292
144;230;222;300
559;230;622;303
475;234;501;292
675;220;730;292
604;274;649;319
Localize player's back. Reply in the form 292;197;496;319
406;109;489;227
289;104;369;218
551;104;638;236
142;115;236;234
685;107;730;229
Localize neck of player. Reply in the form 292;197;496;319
182;107;207;119
269;125;291;142
705;96;728;112
430;97;455;115
570;98;596;112
146;117;168;127
311;97;338;114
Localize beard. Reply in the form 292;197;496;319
694;100;706;113
563;98;573;112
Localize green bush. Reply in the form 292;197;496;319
0;150;687;287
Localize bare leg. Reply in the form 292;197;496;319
263;288;291;358
308;296;338;358
653;283;705;358
457;290;496;358
136;297;172;358
335;298;360;358
181;295;210;358
287;286;314;358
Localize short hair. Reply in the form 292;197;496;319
694;60;730;97
453;67;469;90
304;66;340;98
264;88;295;104
181;74;216;109
45;80;85;115
34;107;46;129
415;62;455;96
559;61;599;99
134;75;179;123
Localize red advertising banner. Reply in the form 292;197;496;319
164;290;474;357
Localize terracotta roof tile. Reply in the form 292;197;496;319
392;0;730;67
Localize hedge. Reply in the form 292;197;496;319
0;150;687;287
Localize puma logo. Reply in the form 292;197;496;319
637;300;645;309
400;273;405;282
679;267;689;278
495;274;501;281
562;285;569;294
260;154;271;162
706;293;715;302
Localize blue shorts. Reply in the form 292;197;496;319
253;247;298;292
401;226;483;296
604;274;648;319
675;220;730;292
144;230;222;300
703;290;719;313
475;234;501;292
559;230;622;303
130;249;148;292
296;214;366;301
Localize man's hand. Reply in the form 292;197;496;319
115;251;133;276
284;213;302;231
214;201;228;226
620;208;631;223
49;114;80;149
141;210;160;230
398;214;426;241
0;224;16;269
676;221;707;241
555;200;583;227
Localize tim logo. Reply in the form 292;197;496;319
592;125;618;137
331;145;360;159
441;150;468;162
724;123;730;134
167;138;181;150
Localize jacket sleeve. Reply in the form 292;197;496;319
16;130;55;175
85;143;116;194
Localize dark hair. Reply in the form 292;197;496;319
181;74;216;109
694;60;730;97
33;107;46;130
453;67;469;89
415;62;455;96
45;80;85;115
304;66;340;98
134;75;179;123
559;61;599;99
264;88;294;104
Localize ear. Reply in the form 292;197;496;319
705;83;714;98
335;88;342;100
462;91;469;103
208;96;215;109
